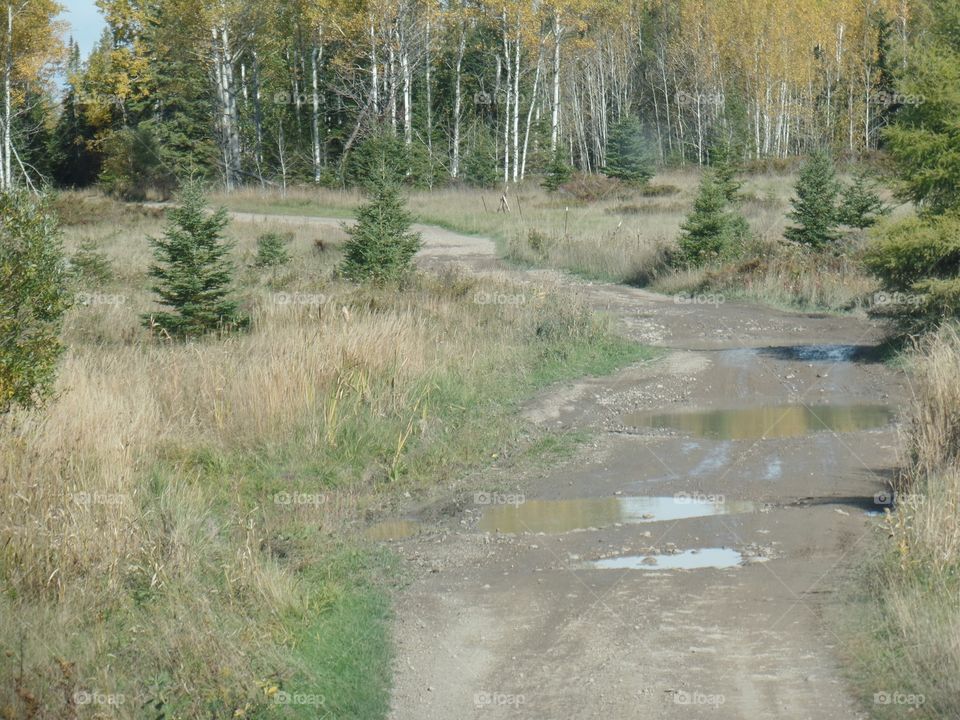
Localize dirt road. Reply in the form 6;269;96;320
234;210;903;719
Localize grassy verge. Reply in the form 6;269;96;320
838;325;960;719
213;171;883;313
1;194;649;719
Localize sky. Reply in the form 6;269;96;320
58;0;106;60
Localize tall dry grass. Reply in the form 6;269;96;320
843;325;960;719
1;195;636;718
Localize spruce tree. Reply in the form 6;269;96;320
143;181;246;338
542;149;572;192
708;139;742;203
603;117;654;184
254;232;292;269
838;171;890;229
784;151;841;248
676;171;749;266
341;158;422;284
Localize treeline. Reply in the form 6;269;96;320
3;0;935;194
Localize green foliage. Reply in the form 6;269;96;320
341;161;422;284
542;149;573;192
461;125;499;188
143;181;247;338
0;192;70;413
603;117;654;184
99;124;176;201
70;239;113;283
346;129;442;189
863;214;960;331
675;171;749;266
883;0;960;215
708;138;742;203
254;232;292;269
784;151;841;247
838;171;890;229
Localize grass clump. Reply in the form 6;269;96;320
840;325;960;719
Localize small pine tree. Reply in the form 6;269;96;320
542;149;572;192
462;126;499;188
838;171;890;229
676;171;749;266
0;192;71;413
603;117;654;185
785;151;842;248
341;158;422;284
254;232;292;268
708;139;742;204
143;181;247;338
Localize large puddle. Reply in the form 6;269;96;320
621;403;894;441
478;495;757;534
780;344;862;362
588;547;743;570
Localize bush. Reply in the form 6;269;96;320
0;192;71;413
143;181;247;338
560;173;622;202
341;160;422;284
541;150;572;193
838;171;890;229
461;126;499;188
254;232;292;269
675;171;749;267
784;151;841;247
863;214;960;331
70;239;113;283
98;124;176;201
603;117;655;185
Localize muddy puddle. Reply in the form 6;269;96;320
365;519;421;541
621;403;893;440
776;344;863;362
478;495;757;534
588;547;743;570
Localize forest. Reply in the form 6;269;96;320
10;0;923;195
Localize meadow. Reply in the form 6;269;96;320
0;194;646;718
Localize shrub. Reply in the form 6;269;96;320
542;149;572;193
675;171;749;267
838;171;890;229
0;191;71;413
784;151;841;247
603;117;654;185
560;173;622;202
254;232;292;269
70;239;113;283
863;214;960;331
341;160;422;284
143;181;247;338
98;124;176;201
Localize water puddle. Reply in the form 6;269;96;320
621;403;893;440
588;547;743;570
478;495;757;534
782;344;862;362
365;519;420;541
